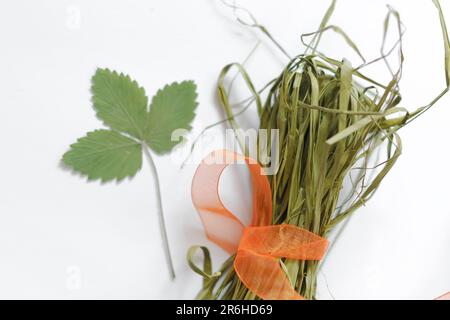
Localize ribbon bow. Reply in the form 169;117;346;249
192;150;328;300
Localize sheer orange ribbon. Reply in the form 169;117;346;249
192;150;328;300
436;292;450;300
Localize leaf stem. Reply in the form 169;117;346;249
142;143;176;280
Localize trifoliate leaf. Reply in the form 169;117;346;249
145;81;198;154
92;68;148;139
63;129;142;182
63;69;198;279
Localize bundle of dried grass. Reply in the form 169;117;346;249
189;0;449;299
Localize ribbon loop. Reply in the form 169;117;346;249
191;150;272;253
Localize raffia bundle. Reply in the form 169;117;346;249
189;0;449;300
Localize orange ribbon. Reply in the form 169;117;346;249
192;150;328;300
436;292;450;300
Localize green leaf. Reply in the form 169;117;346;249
92;68;148;139
63;129;142;182
145;81;198;154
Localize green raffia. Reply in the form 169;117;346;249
188;0;450;300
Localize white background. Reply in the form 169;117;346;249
0;0;449;299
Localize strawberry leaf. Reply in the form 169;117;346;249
145;81;198;154
63;129;142;182
92;68;148;139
